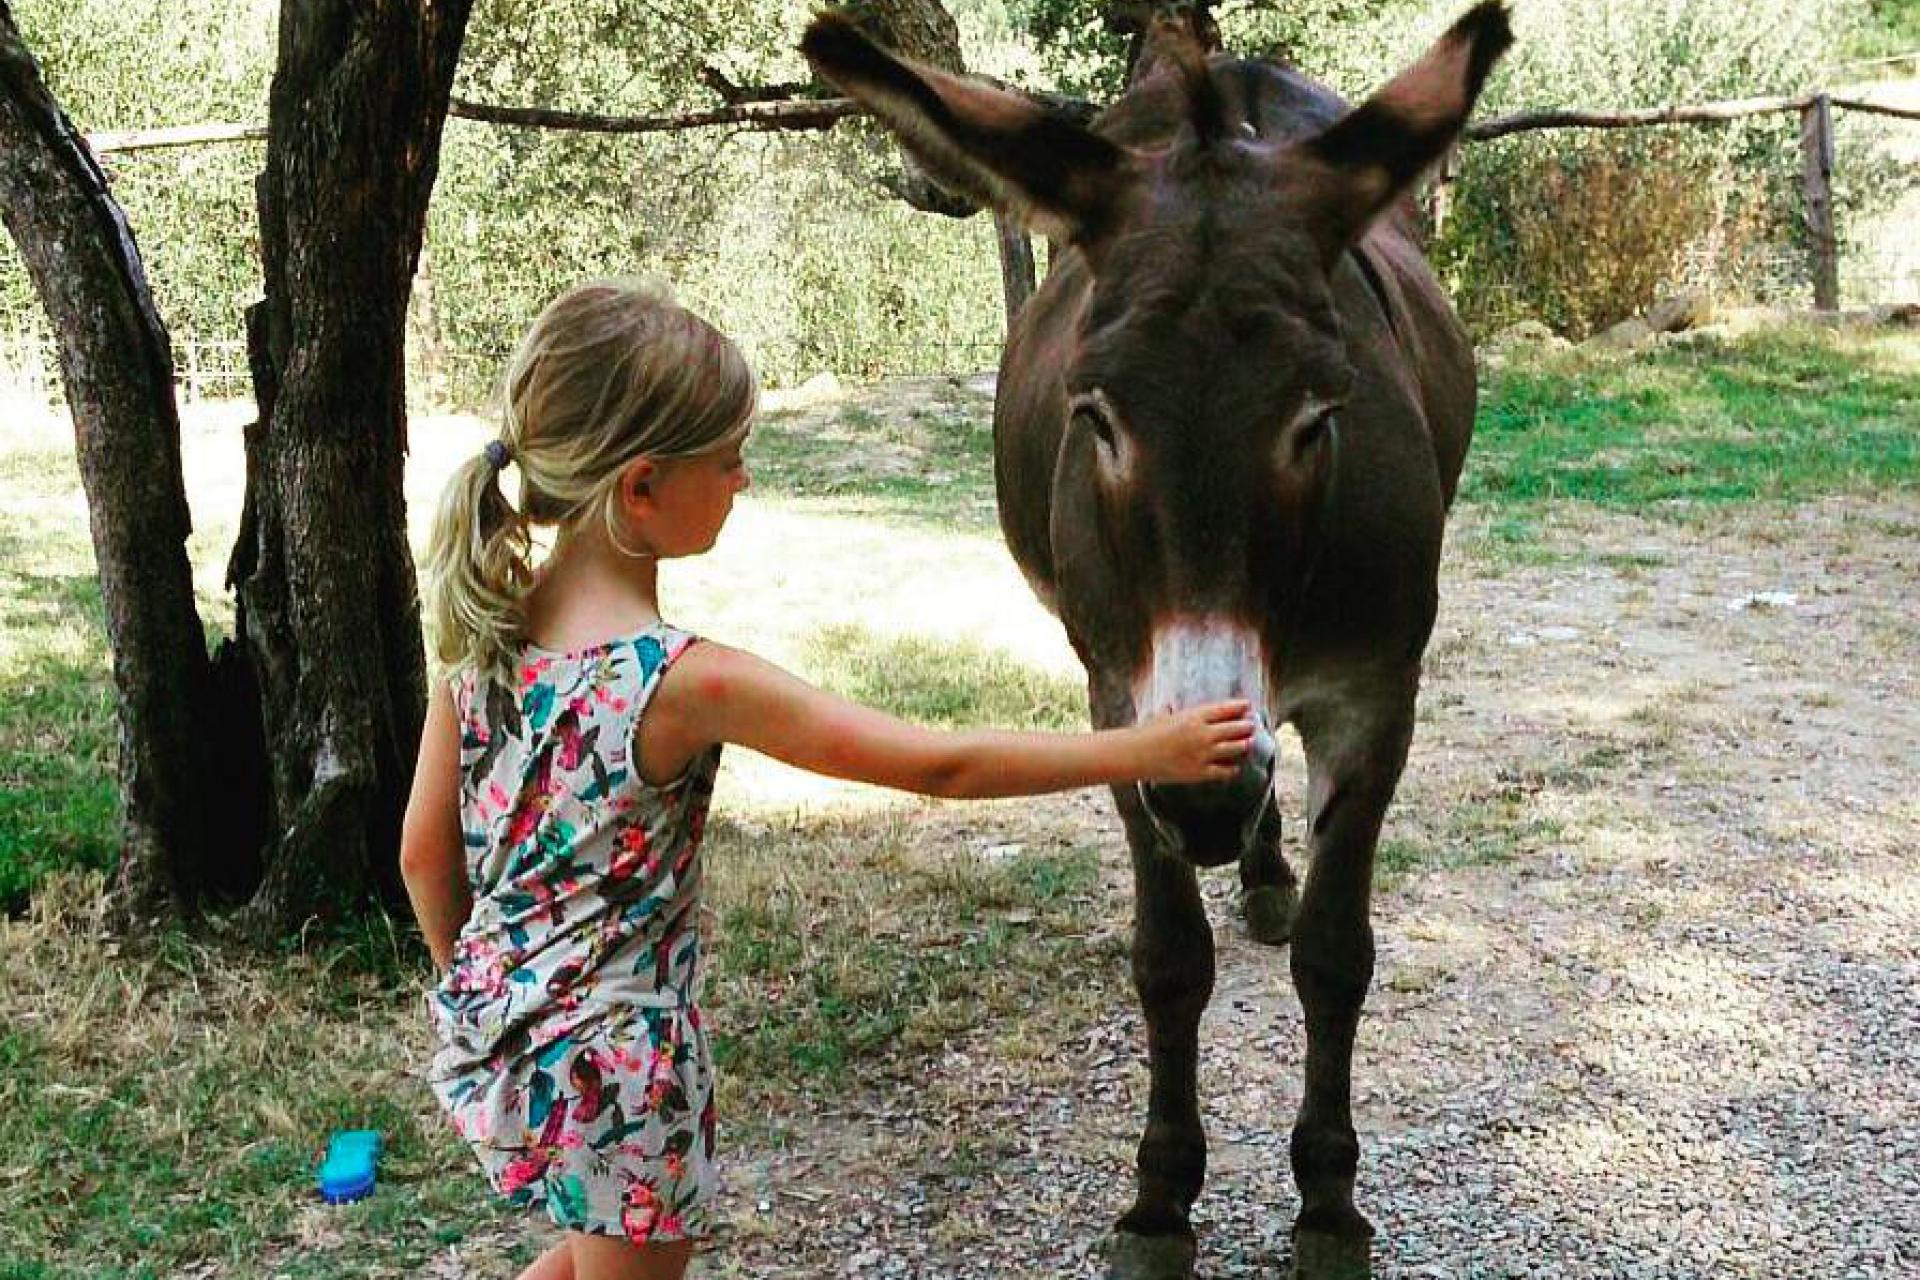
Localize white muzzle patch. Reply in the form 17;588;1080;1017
1132;615;1270;722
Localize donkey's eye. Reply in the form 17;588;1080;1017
1071;395;1118;453
1283;407;1336;467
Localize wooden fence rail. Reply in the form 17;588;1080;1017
75;84;1920;318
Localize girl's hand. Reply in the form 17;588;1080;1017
1130;700;1259;784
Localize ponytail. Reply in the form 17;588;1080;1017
421;448;533;679
419;277;757;680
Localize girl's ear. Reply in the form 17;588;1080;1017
619;456;659;512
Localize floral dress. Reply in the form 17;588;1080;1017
426;624;720;1244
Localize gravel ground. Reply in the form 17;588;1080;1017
686;498;1920;1280
423;496;1919;1279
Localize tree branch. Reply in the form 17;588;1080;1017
82;89;1914;160
446;94;862;134
699;65;811;104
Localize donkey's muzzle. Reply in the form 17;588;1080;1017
1138;720;1276;867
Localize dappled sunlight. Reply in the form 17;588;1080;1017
1582;939;1820;1092
1564;819;1700;873
668;501;1075;676
1391;908;1507;954
1504;670;1723;737
0;595;99;674
1782;858;1920;962
697;800;1123;1124
1498;1113;1639;1182
712;749;928;819
399;405;1081;682
0;396;62;445
6;334;1917;1274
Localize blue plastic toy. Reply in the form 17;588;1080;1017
317;1129;382;1204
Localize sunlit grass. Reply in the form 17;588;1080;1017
745;379;998;533
702;810;1116;1130
806;623;1083;731
0;877;536;1279
0;443;117;911
1469;327;1920;512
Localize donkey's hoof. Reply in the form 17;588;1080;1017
1242;882;1296;946
1104;1229;1197;1280
1289;1226;1371;1280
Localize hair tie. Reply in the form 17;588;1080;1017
483;439;511;472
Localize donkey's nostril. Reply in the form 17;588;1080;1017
1248;720;1277;778
1139;719;1276;868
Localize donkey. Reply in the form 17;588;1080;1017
804;7;1512;1277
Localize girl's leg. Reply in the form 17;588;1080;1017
515;1240;573;1280
569;1232;694;1280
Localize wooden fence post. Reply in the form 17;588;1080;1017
1799;93;1839;312
1426;142;1461;239
995;211;1036;333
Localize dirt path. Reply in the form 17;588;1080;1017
694;497;1920;1278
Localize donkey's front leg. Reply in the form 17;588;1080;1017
1287;696;1414;1280
1107;785;1214;1280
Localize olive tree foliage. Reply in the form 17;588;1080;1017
4;0;1896;380
428;0;1031;396
1;0;1036;400
432;0;1048;393
1221;0;1885;332
0;0;273;370
1406;0;1884;331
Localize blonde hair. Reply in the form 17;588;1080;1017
421;279;756;677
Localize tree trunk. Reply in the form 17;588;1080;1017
843;0;977;218
1112;2;1223;88
230;0;472;933
841;1;1049;328
995;212;1036;329
0;3;219;921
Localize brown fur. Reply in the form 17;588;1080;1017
805;7;1512;1275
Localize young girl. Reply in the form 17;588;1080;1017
400;279;1254;1280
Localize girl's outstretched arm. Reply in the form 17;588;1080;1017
401;685;472;970
640;641;1255;798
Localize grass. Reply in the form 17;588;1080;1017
746;385;999;533
704;812;1113;1124
0;445;119;912
2;323;1917;1273
1468;328;1920;513
806;623;1083;731
0;880;536;1279
0;820;1122;1275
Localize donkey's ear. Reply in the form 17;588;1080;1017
801;11;1133;244
1296;1;1512;259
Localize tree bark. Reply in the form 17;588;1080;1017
841;0;1052;328
0;3;217;919
996;212;1037;330
230;0;472;933
1109;1;1222;87
842;0;978;218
